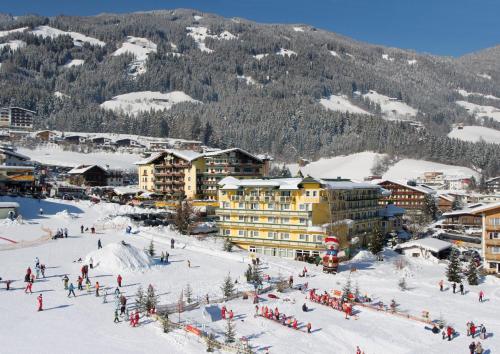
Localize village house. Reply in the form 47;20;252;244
67;165;108;186
0;146;32;166
115;138;144;149
377;179;435;216
486;177;500;193
396;238;452;260
34;130;58;142
63;135;87;145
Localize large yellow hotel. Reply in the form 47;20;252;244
216;176;383;259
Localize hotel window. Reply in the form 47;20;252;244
299;218;306;224
281;218;290;224
489;233;499;239
491;247;500;254
223;229;230;235
299;234;309;241
281;204;290;210
268;203;274;210
306;191;310;197
239;216;244;221
315;235;324;242
252;230;259;237
223;202;230;208
238;203;244;209
268;232;277;239
280;233;290;240
268;217;275;223
313;191;317;197
299;204;306;210
251;203;258;210
252;216;259;222
238;230;245;236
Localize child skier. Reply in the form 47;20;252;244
114;309;120;323
68;283;76;297
37;294;43;311
117;274;122;287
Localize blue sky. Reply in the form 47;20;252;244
1;0;498;56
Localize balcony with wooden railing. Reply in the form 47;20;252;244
218;235;324;250
485;253;500;261
486;224;500;231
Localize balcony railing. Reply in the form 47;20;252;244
484;253;500;261
217;235;324;250
217;220;310;231
486;224;500;231
216;209;310;217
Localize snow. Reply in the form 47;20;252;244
17;146;142;170
397;238;452;253
1;196;500;353
276;48;297;57
448;125;500;144
0;39;26;51
253;53;269;60
363;90;418;121
456;101;500;122
193;15;203;21
62;59;84;68
382;54;394;62
31;25;105;47
186;26;236;53
384;159;479;180
477;73;492;80
456;89;500;101
407;59;417;65
85;243;153;272
112;36;157;76
329;50;339;57
54;91;70;99
351;250;376;262
293;26;305;32
319;94;372;115
0;26;28;37
236;75;257;86
288;152;384;180
100;91;201;116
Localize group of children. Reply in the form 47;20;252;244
308;288;354;319
255;304;312;333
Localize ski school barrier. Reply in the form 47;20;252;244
0;227;52;251
354;301;433;325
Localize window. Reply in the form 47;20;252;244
299;204;306;210
281;204;290;210
223;215;230;221
315;235;323;242
251;203;258;210
280;233;290;240
491;247;500;254
281;191;291;197
306;191;310;197
281;217;290;224
239;216;244;221
268;217;275;223
224;229;230;236
238;230;245;236
299;234;309;241
268;203;274;210
313;191;317;197
268;232;277;239
223;202;230;208
238;203;244;209
299;218;307;224
252;230;259;237
252;216;259;222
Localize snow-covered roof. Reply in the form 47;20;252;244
397;237;452;253
0;147;30;161
438;194;455;202
377;179;436;195
68;165;106;175
167;149;203;162
203;148;262;162
468;201;500;215
134;152;163;165
379;204;405;217
113;186;144;196
219;177;306;190
0;165;34;170
0;202;20;208
323;180;380;190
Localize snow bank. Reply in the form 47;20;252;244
456;101;500;122
351;250;376;262
63;59;84;68
447;125;500;144
293;27;305;32
85;243;153;272
276;48;297;57
0;27;28;37
112;36;157;76
237;75;257;86
456;89;500;101
320;94;371;115
382;54;394;62
31;25;105;47
100;91;201;116
186;26;236;53
253;53;268;60
55;210;79;219
0;39;26;51
363;90;418;120
384;159;479;180
407;59;417;65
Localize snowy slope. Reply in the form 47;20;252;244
276;48;297;57
0;39;26;51
319;95;371;115
0;26;28;37
1;196;499;354
186;26;236;53
363;90;418;121
384;159;479;180
17;146;141;170
112;36;157;75
448;126;500;144
456;101;500;122
236;75;258;86
31;25;105;47
62;59;84;68
456;89;500;101
253;53;269;60
288;152;383;180
100;91;201;116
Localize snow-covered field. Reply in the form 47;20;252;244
456;101;500;122
186;26;236;53
456;89;500;101
1;197;499;354
0;39;26;51
288;152;479;181
276;48;297;57
363;90;418;121
100;91;201;116
448;126;500;144
17;146;141;170
319;95;371;115
0;26;28;37
62;59;84;68
112;36;157;76
31;25;105;47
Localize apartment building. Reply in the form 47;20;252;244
0;107;35;130
469;202;500;274
377;180;435;215
135;148;267;200
216;176;384;259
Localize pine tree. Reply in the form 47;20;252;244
251;263;263;288
206;333;216;352
342;275;352;301
185;283;193;303
354;281;360;300
144;284;158;312
368;224;384;255
162;313;170;333
135;286;145;313
446;248;462;284
244;264;253;282
223;237;233;252
221;274;235;300
423;194;438;221
224;318;236;344
466;258;479;286
148;240;155;257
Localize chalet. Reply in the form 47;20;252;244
64;135;87;144
446;177;472;190
379;203;405;235
172;139;202;151
149;141;171;151
34;130;58;142
441;205;483;231
91;137;113;146
67;165;108;186
486;177;500;193
437;194;455;213
396;238;452;260
376;180;436;215
115;138;144;149
106;170;124;186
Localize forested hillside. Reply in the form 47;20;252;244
0;9;498;175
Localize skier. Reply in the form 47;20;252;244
62;275;69;290
114;309;120;323
255;305;259;317
134;310;140;327
117;274;122;287
89;257;94;269
460;283;464;295
37;294;43;311
229;309;234;320
221;306;227;320
114;287;121;297
91;227;95;234
165;252;169;263
289;275;293;288
307;322;312;334
40;264;46;278
170;238;175;249
302;303;308;312
35;257;40;268
467;322;471;336
356;346;362;354
479;324;487;340
68;283;76;297
129;312;135;326
471;323;476;338
475;341;483;354
77;276;83;290
187;260;191;268
64;228;68;238
160;252;164;263
469;341;476;354
292;319;298;330
81;225;84;233
439;280;444;291
97;239;102;249
120;295;127;315
447;326;453;341
95;281;100;297
478;290;484;302
452;283;456;294
25;280;33;294
35;265;40;279
39;208;43;215
86;279;91;293
103;289;108;303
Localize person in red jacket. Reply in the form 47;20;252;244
446;326;453;341
117;274;123;287
470;323;476;338
25;281;33;294
134;310;140;327
37;294;43;311
307;322;312;333
292;319;298;329
221;306;227;320
229;309;234;320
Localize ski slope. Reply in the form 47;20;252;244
384;159;479;180
448;126;500;144
100;91;201;116
1;196;498;354
363;90;418;121
112;36;157;76
0;26;28;37
319;95;371;115
31;25;105;47
456;101;500;122
0;39;26;51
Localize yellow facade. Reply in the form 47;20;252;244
138;163;155;192
478;205;500;273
